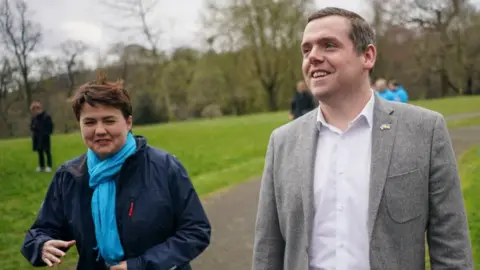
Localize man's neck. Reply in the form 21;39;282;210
319;86;372;131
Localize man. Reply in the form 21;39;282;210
30;101;54;172
388;79;409;103
252;7;473;270
289;80;317;120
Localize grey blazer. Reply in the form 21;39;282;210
252;95;473;270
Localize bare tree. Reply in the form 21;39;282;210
204;0;314;111
100;0;178;120
100;0;161;57
0;0;41;112
406;0;468;96
0;57;17;136
59;40;88;96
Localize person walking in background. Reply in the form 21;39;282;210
289;80;317;120
388;79;409;103
252;7;473;270
374;78;396;101
30;101;54;173
21;73;211;270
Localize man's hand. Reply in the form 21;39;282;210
289;113;294;120
109;261;127;270
41;240;76;267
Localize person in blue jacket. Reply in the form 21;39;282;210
374;78;396;101
388;80;409;103
20;73;211;270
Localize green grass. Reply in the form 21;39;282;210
460;145;480;267
448;116;480;129
411;96;480;116
1;95;480;269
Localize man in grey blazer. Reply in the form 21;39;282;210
252;7;473;270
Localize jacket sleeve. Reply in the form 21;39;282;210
45;114;54;135
290;94;296;114
426;115;474;269
127;154;211;270
251;131;285;270
20;169;72;266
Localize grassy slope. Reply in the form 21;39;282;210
459;146;480;267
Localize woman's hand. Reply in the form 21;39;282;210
41;240;76;266
109;261;127;270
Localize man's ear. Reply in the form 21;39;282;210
363;44;376;71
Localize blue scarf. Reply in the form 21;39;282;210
88;132;137;266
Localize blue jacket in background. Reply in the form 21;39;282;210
21;136;211;270
393;85;409;103
378;89;396;101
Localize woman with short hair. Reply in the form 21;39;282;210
21;73;211;270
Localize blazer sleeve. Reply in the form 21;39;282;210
20;169;72;266
126;154;211;270
251;131;285;270
426;115;474;269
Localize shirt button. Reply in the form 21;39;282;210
338;206;344;211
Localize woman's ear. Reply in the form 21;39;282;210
126;115;133;132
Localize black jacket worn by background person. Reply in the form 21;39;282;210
30;111;53;151
21;136;211;270
290;91;317;119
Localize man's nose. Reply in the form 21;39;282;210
308;46;324;64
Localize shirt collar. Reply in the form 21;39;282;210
317;90;375;129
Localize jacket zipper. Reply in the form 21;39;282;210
128;199;134;217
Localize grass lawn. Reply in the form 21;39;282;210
1;95;480;269
448;116;480;129
459;145;480;267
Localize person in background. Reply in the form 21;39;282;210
21;73;211;270
388;80;409;103
30;101;54;173
289;80;317;120
374;78;396;101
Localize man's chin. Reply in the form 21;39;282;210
311;87;333;100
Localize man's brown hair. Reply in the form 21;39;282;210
69;71;133;121
307;7;376;54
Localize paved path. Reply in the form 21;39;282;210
445;112;480;121
191;125;480;270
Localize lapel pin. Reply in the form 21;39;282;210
380;124;391;130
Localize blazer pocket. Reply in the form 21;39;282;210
385;169;425;224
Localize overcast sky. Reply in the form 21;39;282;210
28;0;367;65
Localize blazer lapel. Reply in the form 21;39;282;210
368;95;397;239
298;109;320;246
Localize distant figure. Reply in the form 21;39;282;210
388;80;409;103
29;101;54;173
374;78;396;101
21;73;211;270
289;80;317;120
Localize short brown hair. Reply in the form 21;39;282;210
69;71;132;121
307;7;375;54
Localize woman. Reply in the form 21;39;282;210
21;74;211;270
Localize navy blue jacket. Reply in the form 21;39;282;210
21;136;211;269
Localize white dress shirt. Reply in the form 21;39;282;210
309;92;375;270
